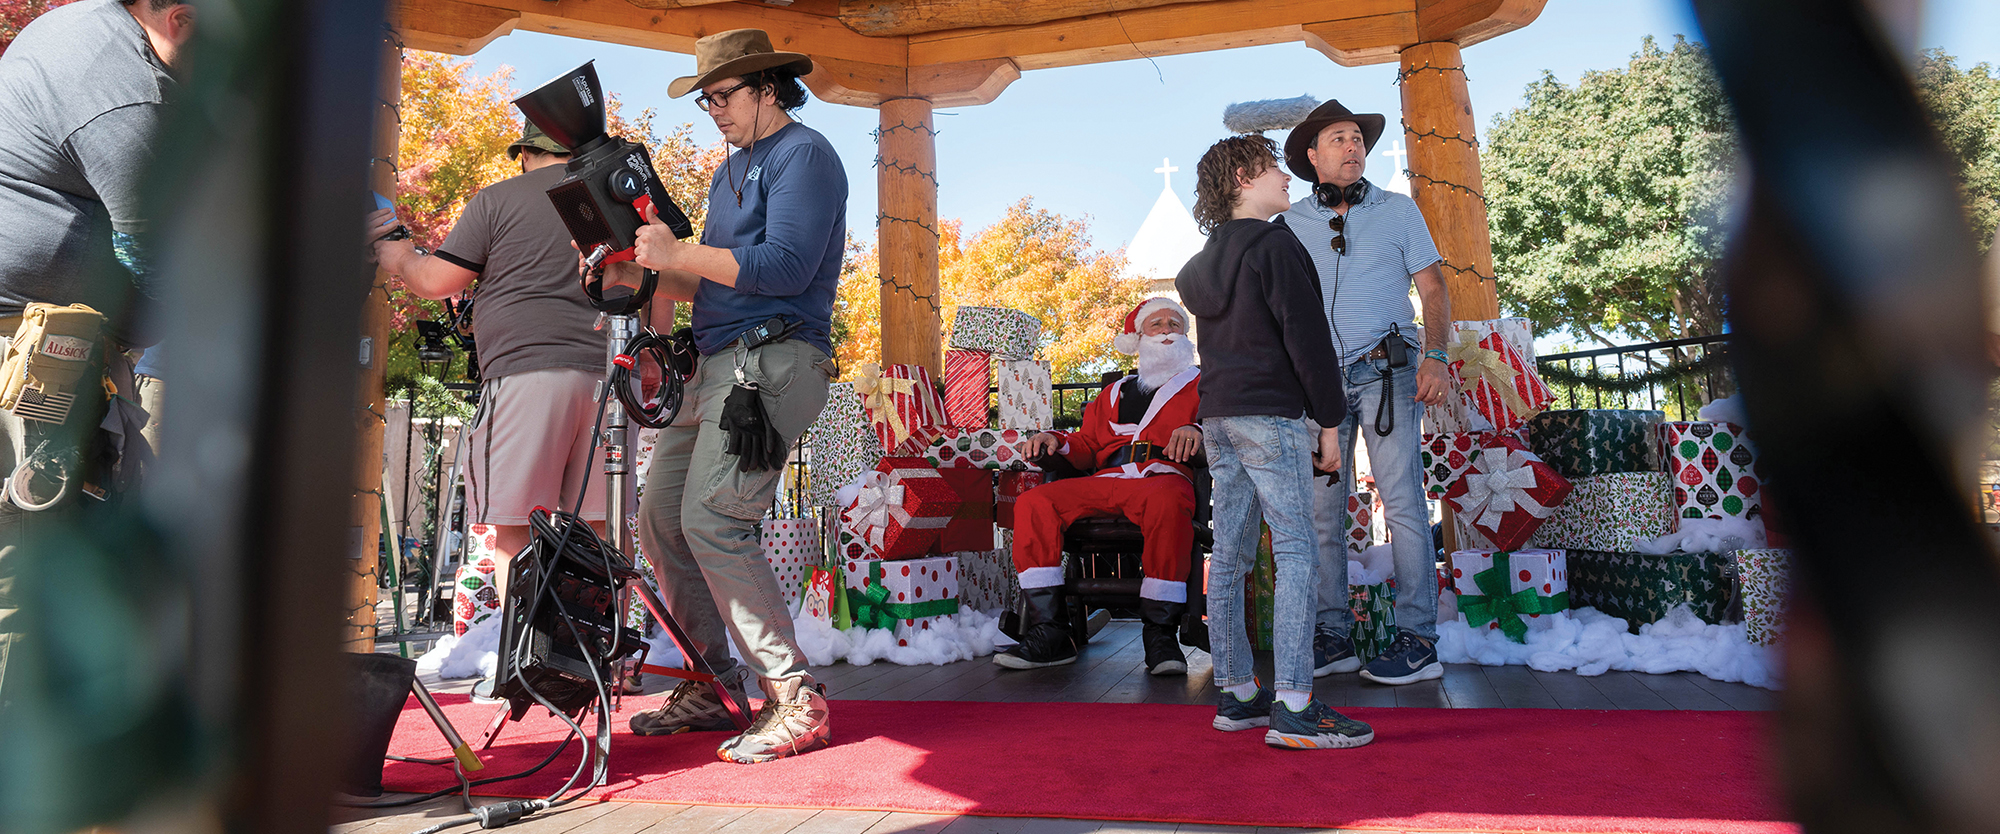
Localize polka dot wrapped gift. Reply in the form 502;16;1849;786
1658;421;1762;521
760;518;820;612
1449;548;1570;643
844;554;960;646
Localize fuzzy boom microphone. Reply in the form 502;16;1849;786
1222;95;1321;135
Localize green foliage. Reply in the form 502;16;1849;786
1914;48;2000;251
1485;36;1735;348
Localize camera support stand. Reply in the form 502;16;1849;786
599;306;755;732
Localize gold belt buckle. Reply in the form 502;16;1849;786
1128;441;1158;466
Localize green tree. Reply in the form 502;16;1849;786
1485;36;1735;348
1914;48;2000;251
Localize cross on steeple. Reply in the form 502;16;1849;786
1380;140;1408;172
1155;157;1178;191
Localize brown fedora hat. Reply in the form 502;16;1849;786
668;29;814;99
1283;100;1386;182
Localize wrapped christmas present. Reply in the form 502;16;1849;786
995;470;1045;529
845;555;960;644
1248;524;1276;651
925;427;1039;471
943;349;992;429
1422;431;1509;498
955;548;1019;613
996;358;1053;431
799;566;837;626
935;468;996;553
1443;436;1573;551
452;527;505;637
1525;409;1663;478
1567;549;1734;631
1348;556;1396;661
1733;548;1791;646
760;518;819;611
1527;472;1677;552
1422;317;1535;433
806;382;881;509
1659;421;1762;522
1446;328;1554;433
949;305;1043;359
837;457;959;559
1449;549;1570;643
1343;490;1375;555
855;362;947;456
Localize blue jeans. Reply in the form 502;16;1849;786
1313;357;1440;641
1203;415;1320;693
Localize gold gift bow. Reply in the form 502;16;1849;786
1446;329;1539;423
855;362;918;448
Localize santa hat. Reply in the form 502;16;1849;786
1113;296;1189;355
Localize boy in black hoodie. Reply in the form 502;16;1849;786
1176;134;1371;749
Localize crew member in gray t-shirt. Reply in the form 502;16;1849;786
0;0;195;707
369;122;616;589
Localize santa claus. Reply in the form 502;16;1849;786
995;296;1202;676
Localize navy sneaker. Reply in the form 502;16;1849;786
1212;686;1274;732
1358;629;1442;686
1266;699;1374;749
1313;627;1361;677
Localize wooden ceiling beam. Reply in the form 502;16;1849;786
392;0;904;65
806;55;1021;108
836;0;1210;38
905;0;1409;70
622;0;748;8
1302;13;1417;67
1415;0;1546;47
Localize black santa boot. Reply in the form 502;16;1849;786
993;587;1078;670
1140;598;1188;676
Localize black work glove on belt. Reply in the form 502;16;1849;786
719;383;787;473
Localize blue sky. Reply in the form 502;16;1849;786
459;0;2000;257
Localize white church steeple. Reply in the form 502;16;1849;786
1123;158;1203;296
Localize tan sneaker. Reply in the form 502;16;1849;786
628;678;742;736
715;677;831;763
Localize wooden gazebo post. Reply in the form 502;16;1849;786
1398;41;1500;321
347;37;399;650
877;97;942;374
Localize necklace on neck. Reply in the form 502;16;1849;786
730;108;763;208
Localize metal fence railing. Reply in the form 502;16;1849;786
1535;334;1734;421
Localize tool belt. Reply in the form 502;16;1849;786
0;303;106;426
1103;440;1170;471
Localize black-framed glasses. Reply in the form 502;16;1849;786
695;81;752;111
1328;215;1347;255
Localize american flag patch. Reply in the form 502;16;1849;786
13;385;74;424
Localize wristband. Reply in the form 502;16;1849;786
1424;349;1449;364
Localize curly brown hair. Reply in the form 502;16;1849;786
1192;134;1280;235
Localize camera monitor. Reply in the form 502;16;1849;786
515;61;694;265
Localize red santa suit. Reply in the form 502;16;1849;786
1012;365;1200;602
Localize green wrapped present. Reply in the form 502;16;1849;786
806;383;882;508
1525;409;1663;478
1733;548;1791;646
1527;472;1676;552
1567;549;1735;632
1448;549;1569;642
1247;524;1276;651
1348;579;1396;660
949;306;1043;359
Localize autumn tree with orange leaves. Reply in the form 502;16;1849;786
833;198;1147;386
386;51;725;388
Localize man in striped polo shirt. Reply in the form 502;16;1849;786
1279;101;1454;686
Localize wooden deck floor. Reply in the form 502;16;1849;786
337;620;1773;834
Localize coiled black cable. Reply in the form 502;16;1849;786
610;327;685;429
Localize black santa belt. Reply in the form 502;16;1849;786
1102;441;1169;471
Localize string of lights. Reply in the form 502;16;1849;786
872;121;938;139
878;273;943;316
1438;260;1498;283
1393;63;1469;86
1401;121;1480;149
1404;170;1488;206
878;212;941;238
873;156;940;187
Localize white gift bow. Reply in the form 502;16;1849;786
1452;448;1559;530
850;471;907;545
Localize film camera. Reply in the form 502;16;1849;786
514;61;695;268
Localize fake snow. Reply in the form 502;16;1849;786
1698;395;1750;428
1635;516;1766;555
1348;544;1394;586
415;615;500;683
1437;604;1781;690
795;608;1007;667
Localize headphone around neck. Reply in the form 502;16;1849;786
1314;178;1369;210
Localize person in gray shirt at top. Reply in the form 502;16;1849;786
600;28;844;764
0;0;194;707
1279;101;1453;687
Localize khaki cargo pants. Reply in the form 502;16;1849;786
636;339;831;685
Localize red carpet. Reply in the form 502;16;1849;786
384;694;1796;834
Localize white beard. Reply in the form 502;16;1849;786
1136;333;1195;391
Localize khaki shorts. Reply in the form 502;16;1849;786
464;367;626;525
